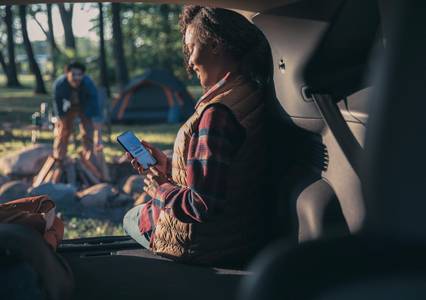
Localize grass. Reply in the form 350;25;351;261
0;74;41;86
64;217;126;239
0;80;182;239
0;88;47;124
1;124;179;164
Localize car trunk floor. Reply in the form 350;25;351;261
60;246;250;300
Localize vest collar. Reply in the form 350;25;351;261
195;72;233;110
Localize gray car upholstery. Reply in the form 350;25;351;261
254;0;374;242
239;0;426;299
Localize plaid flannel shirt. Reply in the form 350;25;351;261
138;103;246;237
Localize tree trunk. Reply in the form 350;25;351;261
111;3;129;90
126;4;137;71
98;3;110;97
4;5;21;87
160;4;172;68
98;3;111;143
19;5;47;94
58;3;76;51
0;51;8;78
47;3;58;78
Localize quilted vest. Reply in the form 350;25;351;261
152;75;266;265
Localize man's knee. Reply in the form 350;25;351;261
122;209;133;233
123;205;143;234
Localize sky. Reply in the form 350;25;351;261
27;4;99;42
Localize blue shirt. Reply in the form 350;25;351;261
52;75;100;118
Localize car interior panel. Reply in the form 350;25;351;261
239;0;426;299
254;0;370;242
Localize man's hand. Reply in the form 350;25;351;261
127;141;169;175
143;167;169;198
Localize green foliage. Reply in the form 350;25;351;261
63;47;77;59
1;3;196;90
109;3;187;81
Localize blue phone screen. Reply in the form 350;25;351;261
118;131;157;169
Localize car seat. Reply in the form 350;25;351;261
254;0;370;243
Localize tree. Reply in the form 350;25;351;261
0;50;7;77
58;3;76;51
29;4;61;79
159;4;172;67
47;4;59;77
0;30;8;77
111;3;129;89
4;5;21;87
118;4;185;79
98;3;110;97
19;5;47;94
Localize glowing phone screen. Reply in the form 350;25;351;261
117;131;157;169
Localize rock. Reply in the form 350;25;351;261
0;175;10;187
0;144;52;176
28;183;77;210
110;193;134;208
77;183;118;208
0;180;29;203
121;175;144;196
108;161;136;185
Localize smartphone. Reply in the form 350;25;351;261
117;131;157;169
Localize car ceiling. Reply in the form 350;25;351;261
0;0;299;15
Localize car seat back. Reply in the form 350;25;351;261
254;0;373;242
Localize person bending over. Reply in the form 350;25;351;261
52;61;100;160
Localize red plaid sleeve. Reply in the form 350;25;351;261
151;104;245;223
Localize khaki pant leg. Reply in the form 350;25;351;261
79;114;94;154
53;112;76;160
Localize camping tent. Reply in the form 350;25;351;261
111;69;195;124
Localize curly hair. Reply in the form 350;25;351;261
179;6;271;87
66;60;86;73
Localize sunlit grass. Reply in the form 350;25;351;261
64;217;125;239
0;74;51;88
0;124;178;164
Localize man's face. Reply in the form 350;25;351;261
66;68;84;88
